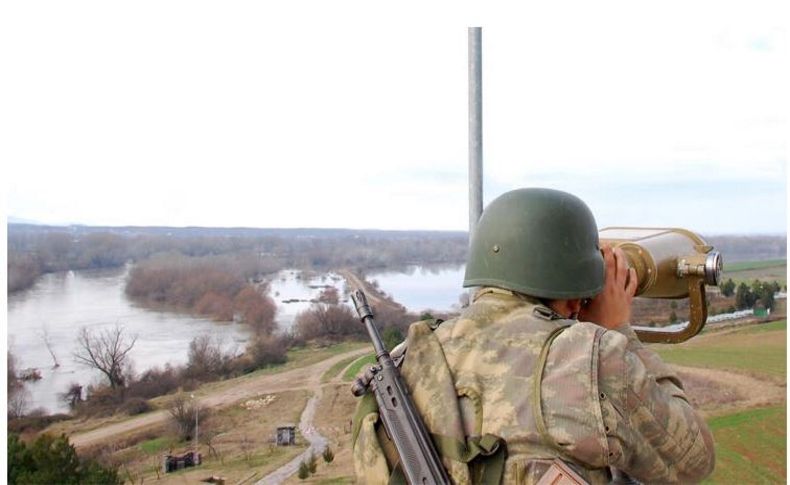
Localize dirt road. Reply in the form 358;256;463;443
337;269;405;313
672;365;786;417
70;348;370;449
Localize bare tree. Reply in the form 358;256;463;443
73;325;137;389
7;351;21;393
186;334;226;379
295;303;362;341
38;327;60;368
8;387;30;419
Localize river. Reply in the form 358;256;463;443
6;264;460;414
367;264;467;313
7;266;252;414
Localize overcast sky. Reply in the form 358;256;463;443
1;1;786;235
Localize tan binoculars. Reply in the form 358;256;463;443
599;227;723;344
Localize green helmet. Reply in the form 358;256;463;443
463;188;604;300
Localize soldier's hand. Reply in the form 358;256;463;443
578;246;638;330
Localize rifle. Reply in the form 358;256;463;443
350;289;449;484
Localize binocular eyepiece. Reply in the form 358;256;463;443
599;227;723;344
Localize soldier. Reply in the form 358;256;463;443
352;188;715;484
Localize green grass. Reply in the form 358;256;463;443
321;355;362;383
256;341;368;377
724;259;786;272
342;354;376;382
653;320;786;379
190;342;368;398
739;320;787;333
722;259;787;286
138;436;176;454
703;406;786;484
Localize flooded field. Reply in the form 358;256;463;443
367;264;466;312
7;264;463;413
7;266;251;414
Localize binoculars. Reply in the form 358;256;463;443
599;227;723;344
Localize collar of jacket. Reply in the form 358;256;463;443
472;287;565;321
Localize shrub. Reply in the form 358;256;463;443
297;461;309;479
167;393;201;441
127;365;181;399
382;326;404;351
317;287;340;304
307;453;318;474
195;292;234;321
75;385;123;418
8;433;121;485
247;335;288;370
234;286;277;334
121;397;152;416
322;446;335;463
295;303;365;342
185;335;229;381
7;413;71;434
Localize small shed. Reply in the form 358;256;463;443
276;425;297;446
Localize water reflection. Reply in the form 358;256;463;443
367;264;467;312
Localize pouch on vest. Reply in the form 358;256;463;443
352;319;507;485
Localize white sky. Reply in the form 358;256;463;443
1;1;787;234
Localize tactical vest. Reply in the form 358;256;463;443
352;289;612;484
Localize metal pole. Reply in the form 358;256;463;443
192;394;198;459
468;27;483;241
195;403;198;456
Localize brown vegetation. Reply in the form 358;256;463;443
125;254;277;333
294;304;365;342
69;330;290;421
167;393;203;441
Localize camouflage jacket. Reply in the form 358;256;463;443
352;288;715;484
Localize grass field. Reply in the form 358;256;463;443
321;355;361;383
192;341;368;397
703;406;786;484
722;259;787;286
653;320;786;379
724;259;787;272
342;354;376;382
134;389;310;484
653;319;787;483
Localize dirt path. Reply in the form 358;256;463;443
255;343;370;484
69;348;370;449
671;364;786;417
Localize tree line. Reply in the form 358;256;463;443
125;253;278;334
7;224;468;293
719;278;781;311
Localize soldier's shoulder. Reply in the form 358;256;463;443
551;321;630;371
562;321;629;348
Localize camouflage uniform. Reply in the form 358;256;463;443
353;288;715;484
